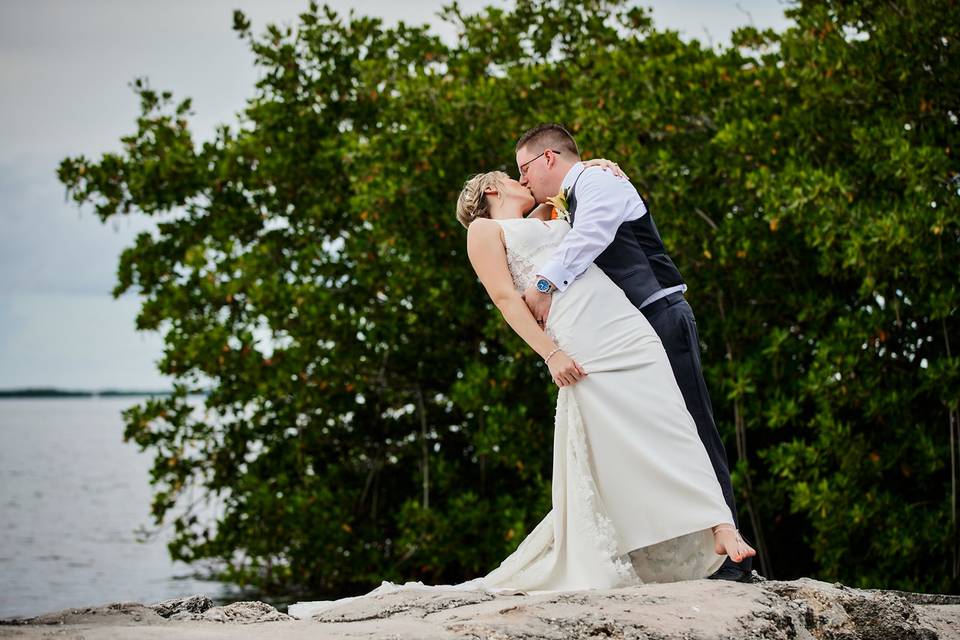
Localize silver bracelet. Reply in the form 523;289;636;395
544;347;562;364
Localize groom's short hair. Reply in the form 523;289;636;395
515;123;581;159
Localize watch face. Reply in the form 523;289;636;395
537;279;549;292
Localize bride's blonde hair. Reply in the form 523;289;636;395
456;170;508;228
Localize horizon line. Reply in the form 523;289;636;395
0;386;208;397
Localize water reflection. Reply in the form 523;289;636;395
0;398;230;618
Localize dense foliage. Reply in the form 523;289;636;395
58;0;959;595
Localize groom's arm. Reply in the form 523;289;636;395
536;168;646;292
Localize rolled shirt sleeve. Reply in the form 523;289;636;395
536;166;647;292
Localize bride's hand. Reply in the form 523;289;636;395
582;157;629;180
548;351;588;387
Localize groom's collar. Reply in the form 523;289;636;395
560;161;585;197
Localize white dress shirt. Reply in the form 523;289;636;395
536;162;686;308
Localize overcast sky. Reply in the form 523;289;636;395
0;0;792;390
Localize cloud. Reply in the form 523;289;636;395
0;292;168;389
0;0;789;388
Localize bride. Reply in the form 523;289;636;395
289;165;755;619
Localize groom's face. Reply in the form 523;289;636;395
516;145;560;204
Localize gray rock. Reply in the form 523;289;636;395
150;594;214;618
0;601;164;626
147;594;291;624
296;577;952;639
762;577;940;640
198;600;293;624
314;589;496;623
1;578;956;639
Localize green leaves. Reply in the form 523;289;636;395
58;0;960;595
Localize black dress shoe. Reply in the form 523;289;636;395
708;566;764;583
708;565;746;581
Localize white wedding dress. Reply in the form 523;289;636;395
289;217;733;619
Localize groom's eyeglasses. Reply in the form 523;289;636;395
518;149;561;178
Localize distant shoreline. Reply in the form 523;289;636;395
0;388;207;398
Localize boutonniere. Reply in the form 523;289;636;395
547;188;570;223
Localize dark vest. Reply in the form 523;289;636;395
567;170;684;309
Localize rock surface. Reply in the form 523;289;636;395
1;577;957;639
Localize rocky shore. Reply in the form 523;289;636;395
2;577;957;639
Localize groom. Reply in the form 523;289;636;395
516;123;756;583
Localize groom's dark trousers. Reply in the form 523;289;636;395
641;291;752;575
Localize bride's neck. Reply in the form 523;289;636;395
488;198;526;220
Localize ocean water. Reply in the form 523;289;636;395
0;398;229;619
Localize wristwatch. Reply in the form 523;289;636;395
536;278;555;294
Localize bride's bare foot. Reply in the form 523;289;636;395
711;524;756;562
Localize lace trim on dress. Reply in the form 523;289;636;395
501;220;566;294
562;390;643;588
504;245;540;293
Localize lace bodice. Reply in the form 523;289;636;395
495;218;571;292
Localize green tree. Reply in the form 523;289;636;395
58;0;959;595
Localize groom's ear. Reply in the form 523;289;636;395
544;149;559;168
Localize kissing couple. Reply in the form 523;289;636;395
290;123;757;618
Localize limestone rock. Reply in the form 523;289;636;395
1;577;957;639
197;600;293;623
0;601;164;626
292;577;955;640
151;594;215;618
150;595;291;623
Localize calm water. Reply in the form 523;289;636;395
0;398;229;619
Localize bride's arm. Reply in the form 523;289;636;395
466;220;587;386
467;220;556;359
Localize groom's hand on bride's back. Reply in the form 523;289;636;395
581;158;630;181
